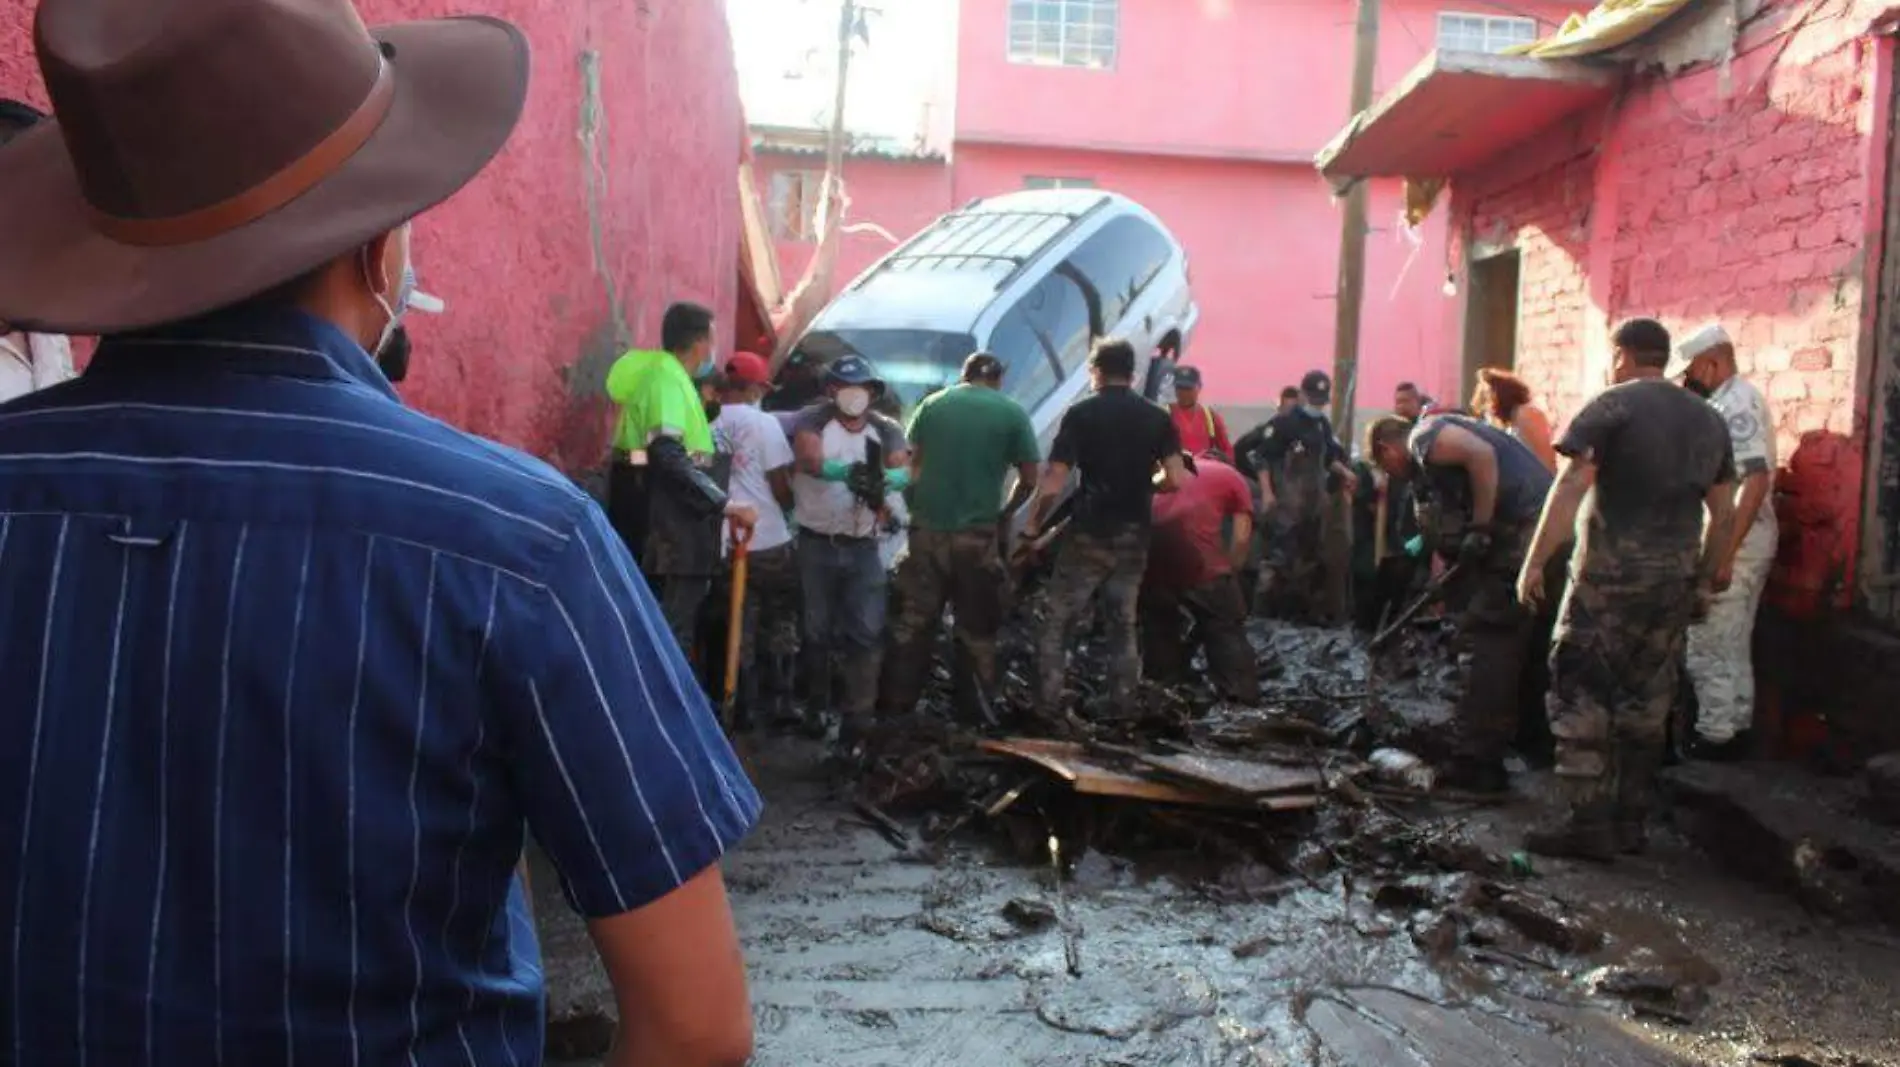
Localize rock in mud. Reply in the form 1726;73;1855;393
1003;897;1059;932
1585;963;1712;1024
1486;891;1605;955
1371;876;1440;912
1409;912;1462;957
1864;752;1900;826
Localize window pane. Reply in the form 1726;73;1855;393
1064;216;1172;330
990;301;1062;411
1026;273;1095;379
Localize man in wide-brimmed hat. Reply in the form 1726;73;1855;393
0;2;758;1064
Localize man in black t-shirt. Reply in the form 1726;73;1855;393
1024;338;1186;719
1246;370;1358;623
1516;318;1737;861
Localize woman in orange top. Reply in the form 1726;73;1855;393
1472;366;1556;472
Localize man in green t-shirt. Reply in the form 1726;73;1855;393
880;352;1041;722
604;301;755;662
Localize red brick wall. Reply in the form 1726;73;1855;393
1452;0;1877;618
0;0;745;475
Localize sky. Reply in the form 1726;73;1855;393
725;0;956;142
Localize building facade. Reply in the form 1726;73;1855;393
1;0;752;475
1320;0;1900;755
754;0;1576;426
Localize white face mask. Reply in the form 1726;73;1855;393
360;231;414;357
837;386;871;418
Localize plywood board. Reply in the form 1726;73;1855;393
1136;751;1324;799
977;739;1251;809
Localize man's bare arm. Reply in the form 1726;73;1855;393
1518;455;1591;608
766;467;794;509
1256;472;1276;513
1029;461;1072;531
1229;511;1254;570
1155;454;1188;494
1427;423;1500;527
590;866;754;1067
793;428;826;477
1004;461;1040;519
1702;481;1738;590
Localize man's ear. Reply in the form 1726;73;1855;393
361;230;399;294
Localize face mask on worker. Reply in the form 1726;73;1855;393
1305;403;1327;419
837;386;872;418
360;228;413;357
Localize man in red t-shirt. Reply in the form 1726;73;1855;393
1169;365;1234;457
1140;450;1260;702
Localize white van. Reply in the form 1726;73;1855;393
775;188;1199;453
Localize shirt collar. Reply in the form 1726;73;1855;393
87;303;402;403
1711;375;1742;404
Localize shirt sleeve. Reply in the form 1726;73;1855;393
1711;413;1738;487
761;410;796;472
485;503;762;918
603;351;638;405
1155;407;1183;461
1049;407;1081;467
1213;412;1233;458
876;414;910;458
1217;466;1251;517
1555;392;1628;462
1727;387;1772;476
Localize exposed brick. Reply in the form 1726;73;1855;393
1791;347;1834;372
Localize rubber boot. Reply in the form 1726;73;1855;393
1614;742;1666;856
837;656;881;756
764;651;799;727
1524;776;1619;863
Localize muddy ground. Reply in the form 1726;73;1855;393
538;619;1900;1067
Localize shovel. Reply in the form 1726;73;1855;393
1368;561;1464;651
721;520;753;730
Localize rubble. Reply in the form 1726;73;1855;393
1862;752;1900;826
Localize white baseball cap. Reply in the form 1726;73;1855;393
1666;323;1729;378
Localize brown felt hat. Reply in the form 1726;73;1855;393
0;0;530;336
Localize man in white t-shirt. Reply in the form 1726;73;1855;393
713;352;799;726
0;99;75;405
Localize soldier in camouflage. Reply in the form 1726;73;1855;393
1517;319;1737;861
1246;370;1357;623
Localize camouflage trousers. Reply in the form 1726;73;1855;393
1139;574;1259;703
881;527;1009;720
1546;563;1697;823
1037;526;1149;717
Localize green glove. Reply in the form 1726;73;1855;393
821;459;852;483
1404;535;1425;559
884;466;912;491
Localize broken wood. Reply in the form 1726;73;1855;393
852;798;912;851
978;738;1249;808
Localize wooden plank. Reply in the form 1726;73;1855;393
1136;751;1324;798
976;739;1254;808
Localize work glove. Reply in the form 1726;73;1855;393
1403;535;1425;559
1457;525;1494;566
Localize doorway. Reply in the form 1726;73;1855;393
1462;249;1521;399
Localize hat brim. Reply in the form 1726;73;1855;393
0;16;528;336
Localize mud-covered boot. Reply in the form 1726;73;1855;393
835;657;882;762
1614;743;1666;855
764;652;799;727
1524;777;1619;863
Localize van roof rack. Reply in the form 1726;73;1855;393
849;197;1111;295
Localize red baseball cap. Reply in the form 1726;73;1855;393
725;351;772;386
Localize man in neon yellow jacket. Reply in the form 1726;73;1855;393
605;301;756;660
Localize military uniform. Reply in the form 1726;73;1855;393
1407;415;1554;780
1541;380;1735;854
1247;407;1348;623
1035;384;1181;718
1684;374;1776;744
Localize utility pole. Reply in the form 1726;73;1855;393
1331;0;1379;445
820;0;855;223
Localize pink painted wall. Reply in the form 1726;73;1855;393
751;151;955;301
0;0;744;475
954;0;1578;160
952;145;1457;414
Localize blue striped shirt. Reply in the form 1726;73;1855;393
0;306;761;1066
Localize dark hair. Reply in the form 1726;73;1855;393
1365;414;1411;455
1611;318;1671;367
1473;366;1533;420
0;99;44;146
1279;386;1301;402
1394;381;1419;395
962;351;1005;383
1088;337;1137;380
661;301;715;354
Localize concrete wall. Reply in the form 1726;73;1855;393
0;0;745;476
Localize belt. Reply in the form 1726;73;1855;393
799;525;875;545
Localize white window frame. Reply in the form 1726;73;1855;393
767;169;824;242
1024;176;1098;190
1436;11;1539;54
1006;0;1118;70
